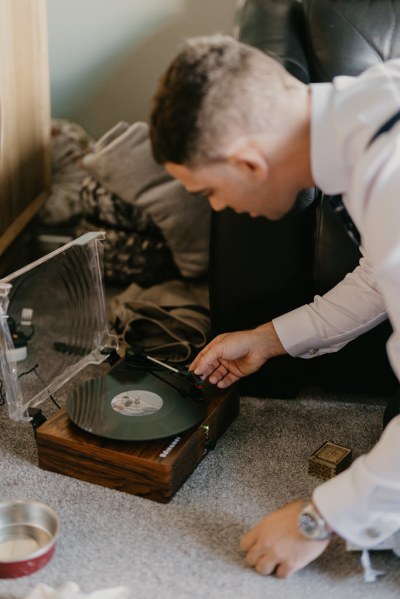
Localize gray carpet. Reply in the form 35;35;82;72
1;382;399;599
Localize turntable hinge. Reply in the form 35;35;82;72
28;407;47;433
102;347;121;366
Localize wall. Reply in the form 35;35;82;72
47;0;237;138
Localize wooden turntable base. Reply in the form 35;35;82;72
35;385;240;503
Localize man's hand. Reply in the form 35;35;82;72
240;500;330;578
190;322;286;388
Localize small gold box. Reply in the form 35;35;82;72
309;441;352;481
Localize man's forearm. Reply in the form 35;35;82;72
254;321;287;358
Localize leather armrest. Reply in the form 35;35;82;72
303;0;400;81
239;0;311;83
208;0;399;397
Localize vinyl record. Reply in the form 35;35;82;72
66;364;207;441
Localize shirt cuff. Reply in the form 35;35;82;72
273;306;333;359
313;469;400;548
313;418;400;547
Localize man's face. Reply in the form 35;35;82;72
164;159;298;220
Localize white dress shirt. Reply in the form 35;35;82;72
273;59;400;546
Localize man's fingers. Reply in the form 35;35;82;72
244;545;280;576
254;554;278;576
240;528;257;552
240;529;296;578
190;347;221;377
190;348;208;372
191;356;220;379
275;562;295;579
209;363;239;386
243;543;263;567
208;364;227;382
239;502;330;579
191;358;238;387
215;371;239;388
189;353;208;374
246;549;295;578
191;352;239;387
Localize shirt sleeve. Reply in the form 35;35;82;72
358;132;400;382
272;254;387;359
313;415;400;547
310;123;400;548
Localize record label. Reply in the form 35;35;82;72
111;390;163;417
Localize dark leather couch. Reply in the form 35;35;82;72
209;0;400;397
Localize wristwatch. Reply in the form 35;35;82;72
298;499;332;541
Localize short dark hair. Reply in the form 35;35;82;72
149;50;204;164
149;35;249;165
149;34;296;166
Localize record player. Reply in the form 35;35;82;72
0;232;239;502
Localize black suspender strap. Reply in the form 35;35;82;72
327;194;361;246
327;107;400;246
367;108;400;148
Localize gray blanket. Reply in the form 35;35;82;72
82;122;211;279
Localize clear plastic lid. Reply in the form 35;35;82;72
0;232;118;421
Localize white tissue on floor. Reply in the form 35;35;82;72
24;582;131;599
360;549;385;583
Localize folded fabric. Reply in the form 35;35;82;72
76;217;179;287
81;121;211;279
77;176;179;286
109;279;210;364
39;119;94;226
80;175;152;231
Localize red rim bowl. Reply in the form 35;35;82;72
0;500;60;578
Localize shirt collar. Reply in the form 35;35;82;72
311;83;347;195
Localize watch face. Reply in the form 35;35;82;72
299;503;332;540
299;513;318;536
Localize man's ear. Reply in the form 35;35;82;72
227;140;269;180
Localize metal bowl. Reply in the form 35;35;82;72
0;500;60;578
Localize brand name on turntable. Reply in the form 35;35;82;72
159;436;181;459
